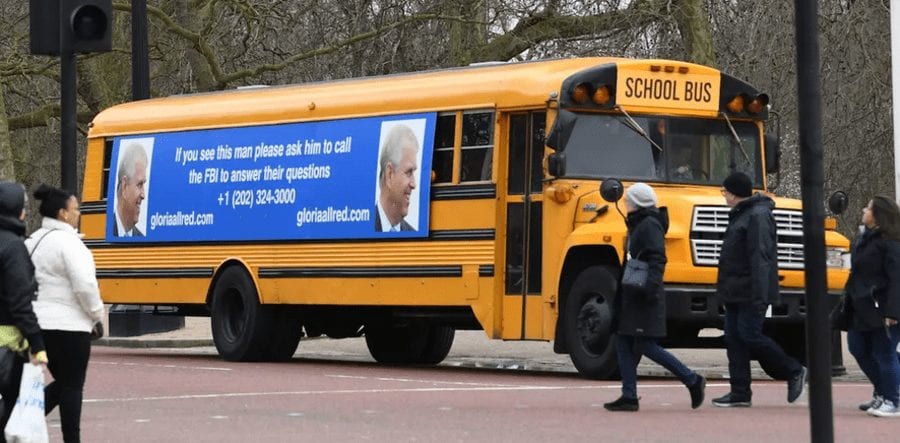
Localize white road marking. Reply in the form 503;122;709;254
92;361;231;371
83;381;874;404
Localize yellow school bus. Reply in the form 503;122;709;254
81;57;850;378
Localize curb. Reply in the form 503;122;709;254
93;338;215;348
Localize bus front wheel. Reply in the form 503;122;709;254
564;265;619;380
211;266;273;361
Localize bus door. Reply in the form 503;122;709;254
503;111;546;339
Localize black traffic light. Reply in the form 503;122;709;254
30;0;112;55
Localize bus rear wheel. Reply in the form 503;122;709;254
564;265;619;380
365;320;455;365
211;266;273;361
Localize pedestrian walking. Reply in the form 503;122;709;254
25;184;105;441
0;181;48;435
711;172;806;407
604;183;706;412
843;195;900;417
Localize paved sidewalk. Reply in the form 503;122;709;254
93;314;869;382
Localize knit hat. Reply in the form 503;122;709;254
0;181;25;218
723;172;753;198
625;182;657;209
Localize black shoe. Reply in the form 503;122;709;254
604;396;639;412
689;375;706;409
787;366;807;403
711;393;751;408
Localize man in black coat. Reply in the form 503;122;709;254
711;172;806;407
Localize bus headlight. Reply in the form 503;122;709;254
826;247;849;269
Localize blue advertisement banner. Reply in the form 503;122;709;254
106;113;435;242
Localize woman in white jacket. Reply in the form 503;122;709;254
25;184;104;443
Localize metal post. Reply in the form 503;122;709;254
60;51;77;193
794;0;833;441
131;0;149;100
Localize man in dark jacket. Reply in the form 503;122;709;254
0;181;48;426
711;172;806;407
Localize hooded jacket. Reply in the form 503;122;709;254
614;206;668;338
716;193;779;307
0;182;45;353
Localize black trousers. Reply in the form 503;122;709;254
43;330;91;443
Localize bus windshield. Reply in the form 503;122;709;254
560;113;763;187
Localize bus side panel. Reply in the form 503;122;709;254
99;278;210;304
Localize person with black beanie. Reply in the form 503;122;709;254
0;181;48;436
711;172;807;407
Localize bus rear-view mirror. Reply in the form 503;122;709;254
828;191;848;215
546;109;577;151
764;133;780;174
548;152;566;177
600;179;624;203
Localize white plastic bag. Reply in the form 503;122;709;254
4;363;47;443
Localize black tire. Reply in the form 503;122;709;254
365;320;454;365
564;265;619;379
263;310;303;362
210;266;274;361
419;326;455;365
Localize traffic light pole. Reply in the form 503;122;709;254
794;0;833;442
60;51;77;193
131;0;149;100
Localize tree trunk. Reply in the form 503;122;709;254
448;0;488;66
0;78;14;180
673;0;716;66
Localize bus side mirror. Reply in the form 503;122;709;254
546;109;576;151
600;179;624;203
765;132;780;174
828;191;848;215
548;152;566;177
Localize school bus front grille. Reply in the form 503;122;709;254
690;206;805;269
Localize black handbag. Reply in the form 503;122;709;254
622;254;650;293
830;293;851;331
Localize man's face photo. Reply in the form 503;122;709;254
119;156;147;229
384;143;418;220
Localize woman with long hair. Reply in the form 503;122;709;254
845;195;900;417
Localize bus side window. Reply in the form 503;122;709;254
460;111;494;182
432;113;456;184
101;139;113;200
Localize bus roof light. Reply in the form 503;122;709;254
571;83;592;104
592;85;611;106
664;66;675;73
726;94;746;113
677;66;689;74
747;94;769;114
650;65;661;72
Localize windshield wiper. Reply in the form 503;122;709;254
615;105;662;153
720;111;752;165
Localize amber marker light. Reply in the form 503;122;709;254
592;85;611;106
824;217;837;230
726;95;745;113
572;83;591;104
747;94;769;114
547;184;573;203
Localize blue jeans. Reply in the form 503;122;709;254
615;335;699;400
724;303;802;399
848;325;900;405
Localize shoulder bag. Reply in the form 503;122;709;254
622;252;650;294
